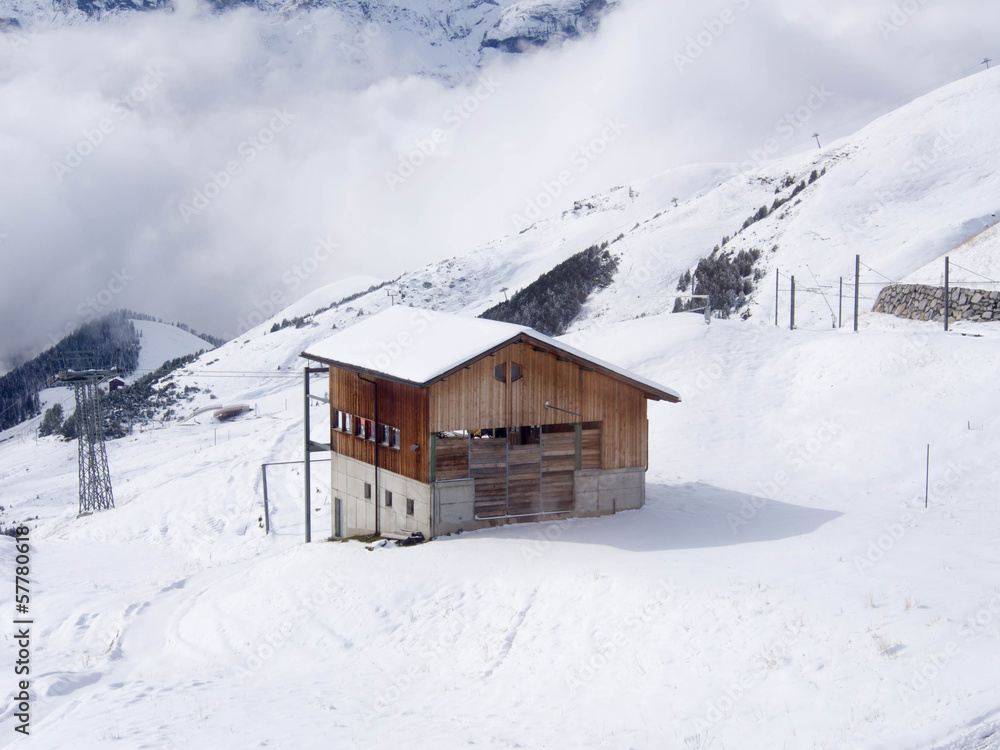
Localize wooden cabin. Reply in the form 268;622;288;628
301;306;680;539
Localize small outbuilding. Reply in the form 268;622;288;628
300;306;680;540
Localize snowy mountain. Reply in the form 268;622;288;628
3;64;1000;750
216;66;1000;344
131;319;216;377
0;0;617;76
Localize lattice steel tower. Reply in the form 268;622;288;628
57;370;120;514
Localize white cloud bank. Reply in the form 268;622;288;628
1;0;998;365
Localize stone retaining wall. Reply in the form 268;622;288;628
873;283;1000;323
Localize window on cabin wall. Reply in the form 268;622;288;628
494;363;506;382
343;413;352;434
511;363;522;382
390;427;400;449
385;490;392;507
364;482;372;499
406;498;414;516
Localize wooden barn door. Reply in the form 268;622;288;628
507;427;541;516
470;437;508;518
540;426;576;513
469;425;580;519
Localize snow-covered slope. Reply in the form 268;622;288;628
132;319;212;374
903;219;1000;288
225;67;1000;342
3;62;1000;750
2;309;1000;749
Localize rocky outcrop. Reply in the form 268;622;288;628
480;0;611;53
873;283;1000;322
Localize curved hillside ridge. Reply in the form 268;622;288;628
170;65;1000;403
575;68;1000;332
900;218;1000;287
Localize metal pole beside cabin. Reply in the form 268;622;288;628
790;276;796;330
854;255;860;332
303;367;311;544
944;257;950;332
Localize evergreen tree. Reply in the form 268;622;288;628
38;403;64;437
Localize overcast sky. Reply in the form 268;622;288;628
1;0;998;369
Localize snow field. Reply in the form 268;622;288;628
2;308;999;749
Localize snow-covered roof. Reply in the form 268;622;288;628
301;306;680;402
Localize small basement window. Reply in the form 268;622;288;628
385;490;392;507
511;362;522;382
364;482;372;499
406;498;414;516
494;363;506;382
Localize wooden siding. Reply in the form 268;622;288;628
429;341;649;470
540;431;575;512
470;439;507;518
434;438;469;481
328;367;430;483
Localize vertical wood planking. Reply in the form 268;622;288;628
328;367;430;483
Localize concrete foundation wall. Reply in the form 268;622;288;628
430;466;647;537
574;466;645;516
333;454;648;540
331;453;431;539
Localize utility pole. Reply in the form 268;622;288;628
944;256;950;332
790;276;796;330
775;271;780;326
838;277;843;328
56;369;120;515
303;367;312;544
854;255;860;332
813;133;822;149
386;289;398;306
984;58;992;70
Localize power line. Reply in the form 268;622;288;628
947;261;997;284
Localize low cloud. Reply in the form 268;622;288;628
0;0;997;366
